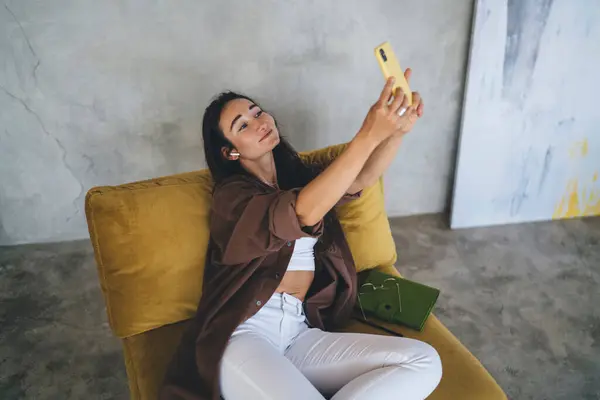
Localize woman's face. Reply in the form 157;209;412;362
219;98;280;160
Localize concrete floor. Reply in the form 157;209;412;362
1;214;599;400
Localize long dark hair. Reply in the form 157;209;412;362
202;91;336;243
202;91;321;190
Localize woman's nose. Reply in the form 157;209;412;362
255;121;268;133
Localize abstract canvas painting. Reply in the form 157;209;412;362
451;0;600;228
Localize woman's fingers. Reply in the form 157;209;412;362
411;91;424;118
389;89;405;114
398;91;410;115
378;77;395;106
404;68;412;83
411;91;421;107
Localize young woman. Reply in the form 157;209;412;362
161;71;442;400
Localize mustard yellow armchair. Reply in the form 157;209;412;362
85;144;506;399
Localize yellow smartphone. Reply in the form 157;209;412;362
374;41;412;105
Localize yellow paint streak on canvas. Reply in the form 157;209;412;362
553;177;600;219
568;138;589;158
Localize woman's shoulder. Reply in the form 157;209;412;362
214;174;265;195
211;174;268;212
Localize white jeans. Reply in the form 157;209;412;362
220;293;442;400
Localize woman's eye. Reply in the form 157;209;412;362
238;111;262;132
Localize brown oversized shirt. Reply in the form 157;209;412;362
160;173;361;400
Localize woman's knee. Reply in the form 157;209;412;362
388;338;442;380
419;341;443;381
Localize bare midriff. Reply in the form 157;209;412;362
275;270;315;302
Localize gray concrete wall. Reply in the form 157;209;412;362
0;0;474;245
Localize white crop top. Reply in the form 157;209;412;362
287;237;318;271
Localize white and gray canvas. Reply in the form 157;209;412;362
451;0;600;228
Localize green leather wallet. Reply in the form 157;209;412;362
356;270;440;331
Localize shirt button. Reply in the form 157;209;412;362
256;300;262;306
287;242;292;247
275;273;281;279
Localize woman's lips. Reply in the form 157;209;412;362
259;129;273;142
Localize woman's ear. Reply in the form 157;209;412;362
221;146;240;160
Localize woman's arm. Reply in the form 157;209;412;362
296;135;378;226
348;69;425;193
296;77;415;226
346;134;403;194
